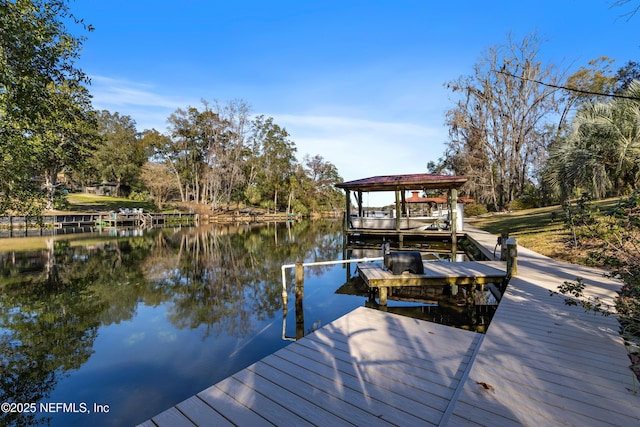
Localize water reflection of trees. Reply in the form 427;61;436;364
0;220;343;426
149;220;344;338
0;238;153;427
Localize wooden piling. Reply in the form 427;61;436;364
500;232;509;261
379;286;388;306
506;237;518;277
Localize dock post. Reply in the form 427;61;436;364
506;237;518;277
295;262;305;339
500;232;509;261
344;189;350;246
395;190;401;231
450;188;458;247
379;287;388;306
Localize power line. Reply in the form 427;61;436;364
495;70;640;101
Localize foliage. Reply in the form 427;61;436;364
249;115;297;212
544;81;640;201
551;278;611;315
556;56;618;135
138;162;178;210
160;101;248;207
89;110;146;196
507;195;544;211
1;0;97;215
614;60;640;94
463;203;488;217
300;154;344;213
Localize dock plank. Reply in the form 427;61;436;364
196;385;273;426
213;376;314;427
448;227;640;426
250;356;401;426
273;344;448;421
143;226;640;426
150;407;196;427
231;366;354;427
142;307;480;426
175;397;233;427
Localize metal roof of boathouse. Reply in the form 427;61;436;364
335;173;468;192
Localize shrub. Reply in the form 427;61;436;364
128;190;152;202
464;203;488;217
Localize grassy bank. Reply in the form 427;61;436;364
467;198;619;264
63;193;157;213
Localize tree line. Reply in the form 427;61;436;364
441;33;639;210
76;104;343;215
1;0;343;216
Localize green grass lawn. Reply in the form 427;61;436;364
468;198;619;263
64;193;158;213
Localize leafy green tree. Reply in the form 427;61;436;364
91;110;146;196
1;0;94;214
165;106;213;203
544;81;640;199
250;115;297;212
301;154;343;213
37;81;99;209
161;100;251;209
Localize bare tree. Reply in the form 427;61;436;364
445;32;561;209
613;0;640;20
140;162;179;209
202;99;251;210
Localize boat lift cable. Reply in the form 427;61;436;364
280;257;383;301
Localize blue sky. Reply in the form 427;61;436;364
71;0;638;204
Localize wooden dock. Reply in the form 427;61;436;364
0;212;197;233
358;261;507;305
139;307;483;427
140;227;640;426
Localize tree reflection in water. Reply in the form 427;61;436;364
0;220;344;427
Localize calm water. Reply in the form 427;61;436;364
0;220;493;427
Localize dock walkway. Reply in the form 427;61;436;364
140;227;640;426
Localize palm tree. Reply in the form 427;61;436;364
544;80;640;200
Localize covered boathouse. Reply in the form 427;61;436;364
334;173;469;246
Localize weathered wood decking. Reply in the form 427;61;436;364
358;260;507;306
141;227;640;426
358;260;507;288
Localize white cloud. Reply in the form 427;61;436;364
273;113;448;206
88;75;195;131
